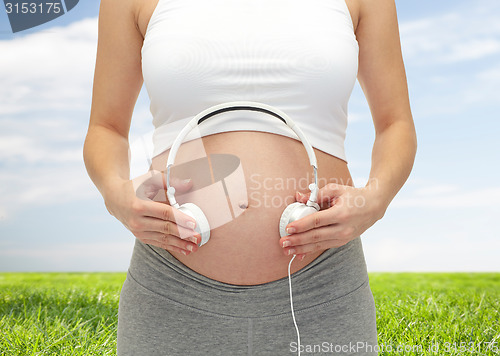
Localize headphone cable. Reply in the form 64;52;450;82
288;254;301;356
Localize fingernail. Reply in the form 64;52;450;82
187;221;196;229
286;227;296;234
181;250;188;256
182;178;191;184
300;255;305;261
288;249;296;255
191;234;201;245
297;191;305;198
282;240;291;248
186;245;193;252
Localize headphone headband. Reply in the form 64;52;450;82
166;101;319;208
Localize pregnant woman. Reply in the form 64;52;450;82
83;0;417;354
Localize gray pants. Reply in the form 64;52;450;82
117;237;378;355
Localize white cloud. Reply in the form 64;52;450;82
443;38;500;62
400;7;500;64
0;17;101;218
0;16;154;221
0;17;98;115
393;186;500;208
364;233;500;272
0;206;7;221
0;165;100;213
395;2;500;120
477;64;500;81
0;241;135;271
363;181;500;271
0;134;83;163
412;184;460;196
462;62;500;106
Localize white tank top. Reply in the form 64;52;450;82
142;0;359;161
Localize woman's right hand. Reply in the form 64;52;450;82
103;170;200;256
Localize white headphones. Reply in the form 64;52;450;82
166;101;320;247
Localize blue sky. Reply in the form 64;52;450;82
0;0;499;272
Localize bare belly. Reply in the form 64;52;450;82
150;131;353;285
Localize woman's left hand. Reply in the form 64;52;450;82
279;183;387;260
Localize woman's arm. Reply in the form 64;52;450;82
84;0;142;196
357;0;417;211
83;0;200;255
279;0;417;257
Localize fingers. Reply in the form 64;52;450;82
128;199;202;255
140;232;199;256
295;254;306;262
294;183;346;209
141;200;197;230
317;183;345;203
142;216;201;241
279;224;351;256
285;208;339;235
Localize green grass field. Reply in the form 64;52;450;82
0;273;498;355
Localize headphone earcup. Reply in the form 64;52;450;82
177;203;210;247
279;202;318;238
